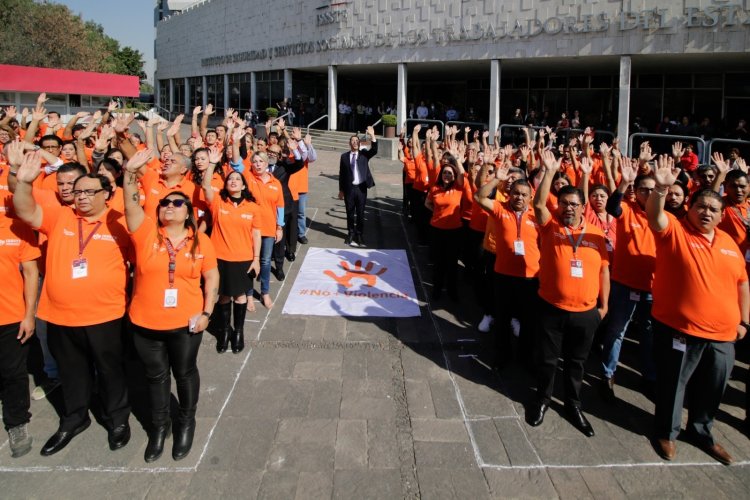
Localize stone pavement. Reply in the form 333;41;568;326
1;148;750;499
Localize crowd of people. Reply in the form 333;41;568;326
398;121;749;464
0;91;748;468
0;93;316;462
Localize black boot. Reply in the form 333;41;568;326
231;302;247;353
172;419;195;461
144;421;171;463
216;302;232;353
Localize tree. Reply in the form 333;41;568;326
0;0;145;80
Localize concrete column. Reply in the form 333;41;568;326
489;59;501;144
284;69;293;102
184;77;190;112
250;72;257;112
328;65;337;131
396;63;407;136
202;75;208;109
617;55;631;150
223;74;229;115
169;79;174;112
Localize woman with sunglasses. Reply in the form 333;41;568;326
122;148;219;463
201;159;261;354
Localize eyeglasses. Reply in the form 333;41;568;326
637;187;655;193
559;201;582;208
158;198;187;208
72;189;106;197
267;151;280;157
42;144;61;150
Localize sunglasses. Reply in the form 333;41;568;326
158;198;187;208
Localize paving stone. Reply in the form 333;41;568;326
262;317;307;342
483;468;558;499
367;419;400;468
244;346;298;379
333;469;402;499
222;469;264;499
334;419;368;469
414;441;478;469
412;418;469;442
342;349;368;379
307;379;344;418
417;467;491;499
429;379;463;419
258;470;299;499
405;379;437;418
292;350;343;380
144;473;193;499
186;471;228;498
295;471;334;500
492;418;542;467
577;468;629;500
302;317;347;342
340;379;395;420
548;468;596;499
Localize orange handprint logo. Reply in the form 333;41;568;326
324;260;388;288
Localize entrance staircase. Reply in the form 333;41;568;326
306;129;356;151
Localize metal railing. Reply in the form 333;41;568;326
628;133;707;163
305;114;328;135
446;121;489;141
706;138;750;164
404;119;445;140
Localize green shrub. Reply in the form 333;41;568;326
381;114;397;126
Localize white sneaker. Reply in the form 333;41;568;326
31;379;61;401
478;315;494;333
8;423;32;458
511;318;521;338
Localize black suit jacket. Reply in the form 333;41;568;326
339;141;377;194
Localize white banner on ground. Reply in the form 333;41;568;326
282;247;421;317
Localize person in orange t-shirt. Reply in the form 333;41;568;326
475;163;540;371
599;161;659;401
526;150;609;438
123;148;219;462
0;216;39;457
202;163;261;355
647;154;749;466
13;151;131;456
425;151;467;300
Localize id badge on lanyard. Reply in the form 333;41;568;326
514;211;525;256
72;219;102;279
564;225;586;279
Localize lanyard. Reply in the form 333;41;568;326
78;219;102;258
164;237;189;288
514;211;524;239
563;224;586;257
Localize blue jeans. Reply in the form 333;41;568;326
600;280;655;381
36;276;58;379
297;192;308;237
259;236;275;295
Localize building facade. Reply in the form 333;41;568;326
154;0;750;144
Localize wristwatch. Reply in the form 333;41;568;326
740;321;750;331
201;311;211;318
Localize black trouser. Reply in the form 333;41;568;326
535;300;600;408
492;273;539;366
412;188;429;242
431;226;461;293
0;322;31;430
465;229;486;290
274;201;298;267
653;321;734;445
402;175;412;217
133;326;202;428
344;184;368;238
47;318;130;431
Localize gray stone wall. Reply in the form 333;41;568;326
155;0;750;79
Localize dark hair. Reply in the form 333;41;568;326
72;173;113;201
436;164;458;190
634;174;654;189
589;183;610;197
670;181;688;197
689;188;724;209
205;128;217;136
57;162;88;178
190;148;213;186
98;158;123;188
551;172;572;194
509;179;531;191
220;171;255;203
725;169;748;183
104;148;124;163
557;185;584;204
508;167;527;180
155;191;200;259
696;164;717;176
38;134;63;148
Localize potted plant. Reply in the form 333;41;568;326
381;114;397;138
265;107;279;119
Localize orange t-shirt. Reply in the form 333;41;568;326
611;200;656;292
428;184;464;230
652;217;748;341
537;218;609;312
244;172;284;237
468;197;489;233
128;218;218;331
413;153;430;192
289;160;310;195
0;164;14;221
209;196;261;261
717;201;749;261
35;206;130;326
491;202;540;278
0;218;41;324
140;169;199;220
107;187;125;215
584;204;617;258
402;154;416;184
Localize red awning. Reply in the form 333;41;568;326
0;64;140;97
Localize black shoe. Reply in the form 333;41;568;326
526;402;549;427
172;420;196;461
599;377;616;402
40;418;91;456
108;423;131;451
344;235;353;246
274;267;285;281
231;302;247;354
566;406;595;437
298;236;308;245
144;422;171;463
216;302;232;354
355;235;366;248
285;251;296;262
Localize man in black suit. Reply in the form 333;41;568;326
338;125;377;247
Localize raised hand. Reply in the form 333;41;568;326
495;162;510;182
365;125;375;138
232;126;245;143
579;156;593;175
107;100;118;113
292;127;302;141
672;141;685;159
653;154;680;187
95;125;115;151
5;105;17;117
204;104;215;116
737;158;748;174
599;142;611;156
711;152;729;174
192;106;202;116
113;113;135;133
208;145;222;164
166;114;185;137
620;157;638;184
125;148;154;173
304;133;312;146
5;139;28;168
16;150;44;184
639;141;655;162
541;149;559;173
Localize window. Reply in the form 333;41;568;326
188;76;202;110
206;74;224;115
228;72;252;113
173;79;185;114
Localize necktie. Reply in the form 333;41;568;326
351;153;357;173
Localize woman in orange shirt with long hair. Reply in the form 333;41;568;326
122;148;219;463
